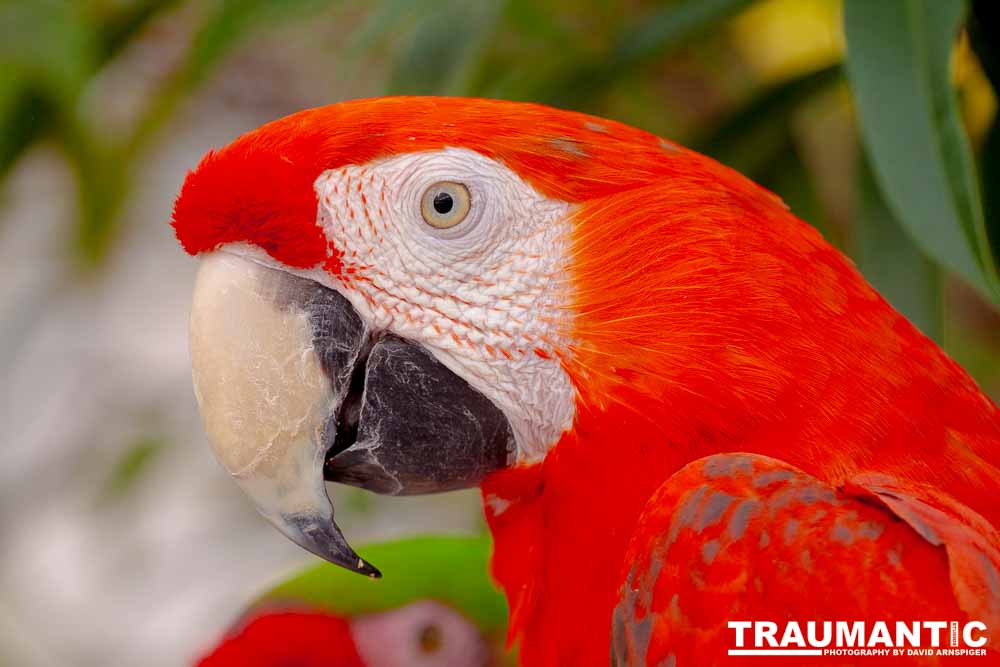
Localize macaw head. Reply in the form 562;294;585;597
196;602;491;667
173;96;829;574
196;536;510;666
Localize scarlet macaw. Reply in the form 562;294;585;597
196;535;511;666
172;97;1000;665
197;605;486;667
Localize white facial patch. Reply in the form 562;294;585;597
304;147;577;462
351;600;489;667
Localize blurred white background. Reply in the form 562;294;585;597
0;9;484;665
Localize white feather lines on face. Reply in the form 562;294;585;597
312;147;576;462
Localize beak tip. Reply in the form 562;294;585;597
280;512;381;578
358;559;382;579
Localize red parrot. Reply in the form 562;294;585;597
197;609;365;666
172;97;1000;665
195;535;511;667
196;602;492;667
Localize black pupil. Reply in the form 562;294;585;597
432;191;454;214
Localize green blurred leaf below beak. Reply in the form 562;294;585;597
258;535;509;645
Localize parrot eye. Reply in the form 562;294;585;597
420;181;471;229
417;622;443;653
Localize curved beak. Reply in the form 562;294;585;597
189;253;514;576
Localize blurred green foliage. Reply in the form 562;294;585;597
844;0;997;309
970;0;1000;263
98;434;167;502
263;535;509;641
0;0;997;353
0;0;332;265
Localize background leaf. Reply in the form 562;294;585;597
261;535;508;634
89;0;185;62
0;83;49;184
696;64;841;177
72;0;338;266
128;0;336;155
969;0;999;262
387;0;504;95
982;114;1000;263
99;435;168;502
843;0;999;304
853;157;943;340
529;0;755;108
0;0;97;102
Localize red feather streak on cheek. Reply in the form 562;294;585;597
324;242;345;277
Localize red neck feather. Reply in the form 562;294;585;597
485;159;1000;666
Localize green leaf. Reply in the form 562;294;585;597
0;80;49;183
183;0;332;82
968;0;999;91
261;535;507;635
982;114;1000;265
944;319;1000;402
695;64;842;176
387;0;504;95
762;141;842;250
503;0;571;47
128;0;335;155
969;0;1000;263
607;0;754;69
72;0;335;266
532;0;755;109
62;118;129;267
100;435;168;502
843;0;1000;305
344;0;427;58
853;157;943;341
0;0;98;102
92;0;185;62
